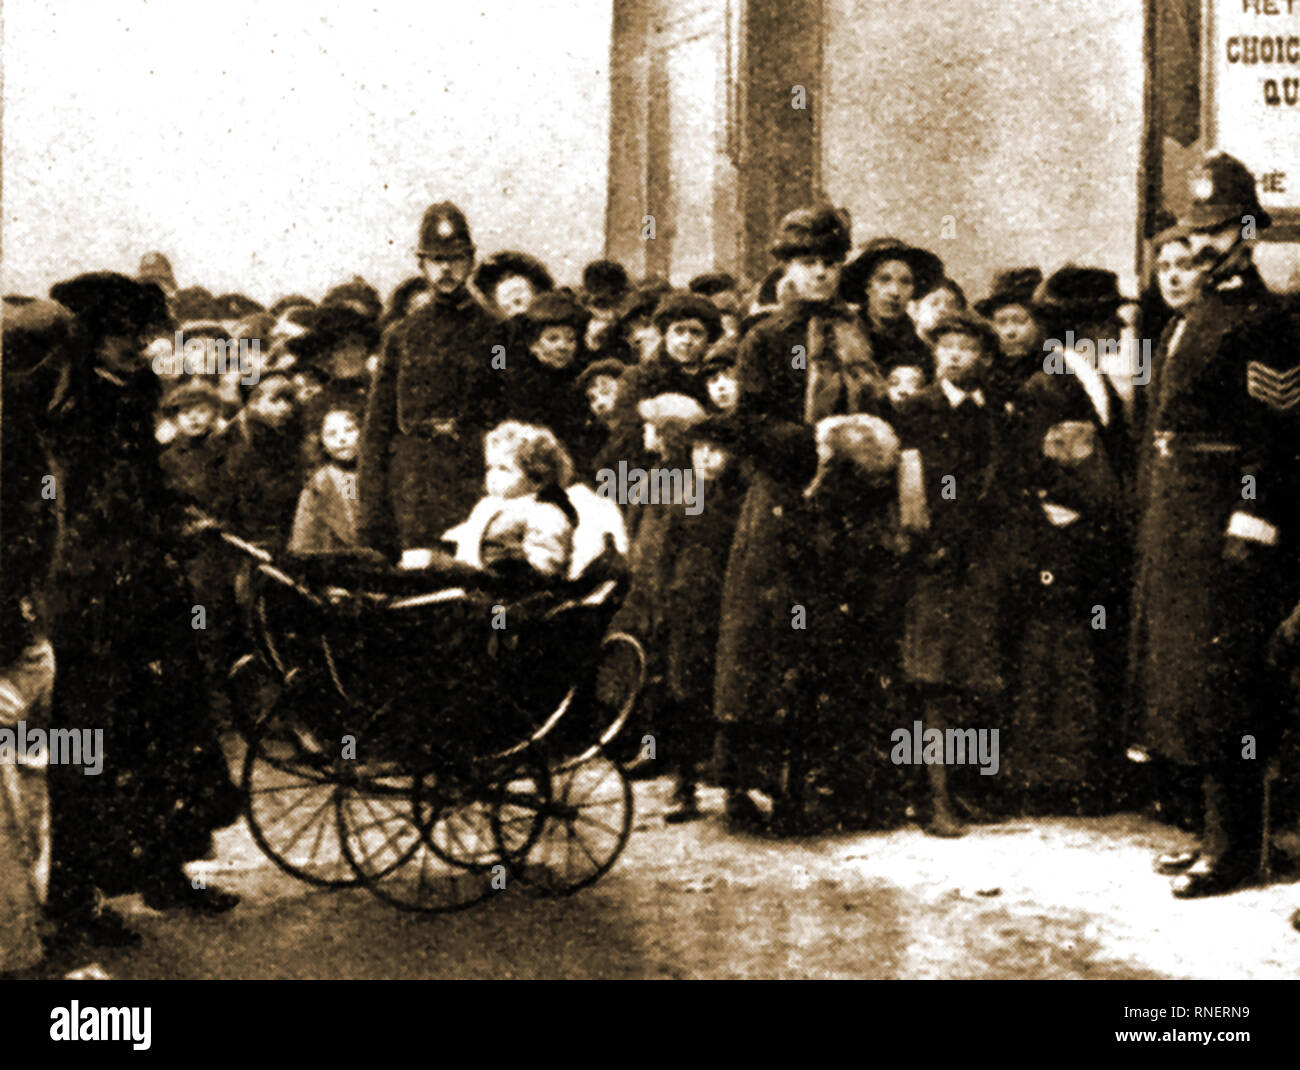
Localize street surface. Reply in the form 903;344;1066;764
51;778;1300;980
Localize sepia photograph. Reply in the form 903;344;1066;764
2;0;1299;1043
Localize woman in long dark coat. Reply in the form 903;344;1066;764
713;207;893;833
43;273;243;947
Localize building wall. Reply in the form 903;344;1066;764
821;0;1146;299
607;0;742;282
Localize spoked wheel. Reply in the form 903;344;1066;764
334;766;424;883
342;763;502;914
507;749;633;896
242;712;359;888
417;750;552;873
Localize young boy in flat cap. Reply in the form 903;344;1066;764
358;201;507;566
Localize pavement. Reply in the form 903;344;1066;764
48;778;1300;980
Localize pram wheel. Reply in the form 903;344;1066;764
241;708;361;888
416;751;550;873
511;749;633;896
334;765;425;883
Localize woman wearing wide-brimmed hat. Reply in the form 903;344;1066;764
840;236;944;377
37;274;244;948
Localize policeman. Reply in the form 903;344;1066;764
1132;152;1300;898
357;202;506;564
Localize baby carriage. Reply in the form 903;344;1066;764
215;528;645;913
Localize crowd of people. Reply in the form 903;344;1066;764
5;149;1300;974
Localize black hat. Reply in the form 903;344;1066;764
1032;265;1125;324
689;272;739;297
322;277;382;321
1181;151;1271;232
269;294;316;317
770;205;852;262
521;290;588;334
178;319;233;343
653;292;724;342
619;281;670;329
418;201;474;258
577;358;629;390
138;252;177;295
160;378;223;415
702;339;739;377
841;237;944;303
580;259;631;310
473;251;555;300
171;285;218;322
974;267;1044;318
927;310;999;356
49;272;171;344
285;305;380;361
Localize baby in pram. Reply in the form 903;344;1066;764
408;420;626;584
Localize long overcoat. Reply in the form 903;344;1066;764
45;369;242;900
1131;263;1300;767
712;301;891;792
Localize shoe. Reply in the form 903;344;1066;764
665;802;703;824
1154;849;1200;876
142;878;240;915
1170;857;1256;899
723;792;766;833
48;907;142;949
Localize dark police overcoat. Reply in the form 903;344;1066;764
1131;262;1300;767
358;287;506;555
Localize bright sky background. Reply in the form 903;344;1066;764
2;0;612;304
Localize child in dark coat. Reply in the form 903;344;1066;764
893;311;1013;836
660;423;746;821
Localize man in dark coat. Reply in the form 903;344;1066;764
712;205;891;833
358;202;507;560
40;273;243;947
1132;153;1300;898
